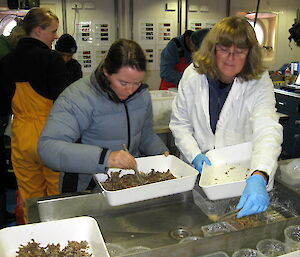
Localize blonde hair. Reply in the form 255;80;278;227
193;16;265;81
22;7;58;36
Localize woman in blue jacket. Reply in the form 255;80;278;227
38;39;169;193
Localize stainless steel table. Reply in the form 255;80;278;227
26;179;300;257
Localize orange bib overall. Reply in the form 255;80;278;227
11;82;59;222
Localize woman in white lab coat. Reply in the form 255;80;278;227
170;16;283;218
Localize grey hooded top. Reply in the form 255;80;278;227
38;70;168;192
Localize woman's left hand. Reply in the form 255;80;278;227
236;174;270;218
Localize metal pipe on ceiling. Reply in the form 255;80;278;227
61;0;67;33
226;0;231;17
121;0;125;39
178;0;182;35
129;0;133;40
185;0;188;31
114;0;119;40
254;0;261;27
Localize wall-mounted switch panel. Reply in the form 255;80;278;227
72;2;83;9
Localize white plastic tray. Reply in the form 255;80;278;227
94;155;198;206
0;216;109;257
199;142;252;200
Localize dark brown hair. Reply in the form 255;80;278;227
95;39;146;103
102;39;146;75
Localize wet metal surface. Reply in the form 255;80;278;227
26;180;300;257
92;190;208;249
168;227;193;240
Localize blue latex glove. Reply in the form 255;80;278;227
236;174;269;218
192;154;211;174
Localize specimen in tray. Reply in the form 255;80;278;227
102;169;176;191
16;239;92;257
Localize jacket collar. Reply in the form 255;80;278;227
16;37;49;52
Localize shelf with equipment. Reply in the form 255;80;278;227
275;89;300;159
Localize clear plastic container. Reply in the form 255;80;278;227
284;225;300;251
198;251;229;257
201;221;237;237
232;248;258;257
150;90;177;127
192;190;231;222
280;159;300;186
256;239;290;257
179;236;202;243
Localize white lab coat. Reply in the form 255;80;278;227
169;64;283;185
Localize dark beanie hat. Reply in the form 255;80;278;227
191;28;210;48
55;33;77;54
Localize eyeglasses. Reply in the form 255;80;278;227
216;45;248;59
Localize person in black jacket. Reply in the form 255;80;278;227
0;7;69;223
0;19;25;228
55;33;83;84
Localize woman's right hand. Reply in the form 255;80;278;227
192;154;211;174
107;150;137;169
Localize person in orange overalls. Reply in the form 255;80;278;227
159;29;209;90
0;7;69;222
0;19;26;228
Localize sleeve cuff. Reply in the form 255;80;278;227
251;170;269;184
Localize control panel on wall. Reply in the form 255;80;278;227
75;21;111;73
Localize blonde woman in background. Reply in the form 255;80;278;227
0;7;69;222
0;18;26;228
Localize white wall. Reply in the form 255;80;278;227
0;0;299;86
131;0;228;89
131;0;178;89
230;0;300;70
